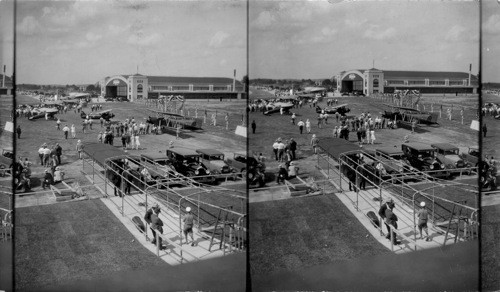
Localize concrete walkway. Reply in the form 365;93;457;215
322;169;464;254
87;174;236;266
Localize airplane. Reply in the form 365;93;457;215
263;102;294;115
315;103;351;116
81;109;115;120
28;108;58;120
382;104;439;124
146;109;203;130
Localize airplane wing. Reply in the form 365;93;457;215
97;109;112;114
331;103;348;109
147;109;184;117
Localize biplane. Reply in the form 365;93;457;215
263;102;294;115
81;109;115;120
28;108;58;120
382;104;439;124
147;109;203;130
315;103;351;116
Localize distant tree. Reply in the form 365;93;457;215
321;79;332;86
86;84;97;92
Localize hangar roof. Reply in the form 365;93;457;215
383;71;477;80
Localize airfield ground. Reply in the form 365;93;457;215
14;95;247;290
248;87;481;284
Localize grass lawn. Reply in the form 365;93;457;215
481;204;500;291
15;199;168;290
249;194;390;276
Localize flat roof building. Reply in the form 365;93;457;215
335;68;478;95
0;74;13;95
100;74;245;101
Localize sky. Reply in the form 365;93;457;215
250;0;480;80
0;0;15;78
482;0;500;83
14;0;247;85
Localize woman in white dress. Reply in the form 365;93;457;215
135;135;140;150
130;134;135;149
305;119;311;133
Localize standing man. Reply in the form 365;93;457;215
71;124;76;139
482;123;487;138
251;120;256;134
183;207;195;246
289;138;297;161
122;166;132;196
56;118;61;130
62;124;69;139
55;143;62;165
272;139;279;161
417;201;430;241
151;206;165;249
385;203;400;245
38;144;46;165
16;125;21;139
297;119;304;134
378;198;394;240
144;204;159;242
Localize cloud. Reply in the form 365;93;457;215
17;16;40;36
252;11;276;29
445;25;467;42
220;59;227;66
108;24;130;35
363;25;396;40
321;26;337;37
209;31;230;48
117;1;149;11
86;32;102;42
345;18;367;29
127;32;162;46
484;14;500;35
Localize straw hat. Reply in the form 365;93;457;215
186;207;191;212
420;202;426;207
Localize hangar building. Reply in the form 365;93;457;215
335;68;478;95
100;74;245;101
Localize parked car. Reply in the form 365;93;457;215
373;147;412;174
139;153;179;179
353;90;365;97
166;148;215;184
431;143;468;174
341;92;350;96
402;143;449;178
196;149;232;178
460;147;479;167
225;152;266;180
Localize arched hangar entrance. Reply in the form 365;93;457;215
341;71;364;93
105;77;128;100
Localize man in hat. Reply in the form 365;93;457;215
417;201;430;241
289;138;297;160
288;161;299;179
38;144;47;165
378;198;395;239
144;204;159;242
150;206;165;249
183;207;195;246
62;124;70;139
41;169;54;189
276;164;288;184
385;203;400;245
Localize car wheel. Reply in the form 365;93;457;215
247;171;255;180
241;169;246;179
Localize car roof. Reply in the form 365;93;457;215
196;149;224;156
376;147;404;155
402;142;435;151
167;148;199;156
431;143;458;151
140;153;169;160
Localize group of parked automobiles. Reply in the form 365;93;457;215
119;147;265;186
342;142;478;186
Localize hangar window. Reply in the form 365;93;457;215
408;80;426;85
373;79;379;88
429;80;446;86
137;84;143;93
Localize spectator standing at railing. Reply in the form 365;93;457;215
417;202;430;241
378;198;393;239
384;202;400;245
144;203;158;242
183;207;195;246
76;140;84;160
151;207;165;249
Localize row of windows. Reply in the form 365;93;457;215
149;85;233;92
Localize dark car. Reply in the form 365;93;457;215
460;147;479;167
402;143;449;178
431;143;468;174
341;92;350;96
196;149;232;178
225;152;266;180
166;148;215;184
353;90;365;97
374;147;413;174
139;153;178;179
315;105;351;116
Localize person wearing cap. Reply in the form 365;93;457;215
42;145;52;166
289;138;297;160
55;143;62;165
385;203;400;245
417;201;430;241
310;134;319;155
62;124;69;139
183;207;195;246
272;139;280;161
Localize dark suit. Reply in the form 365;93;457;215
151;213;164;247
